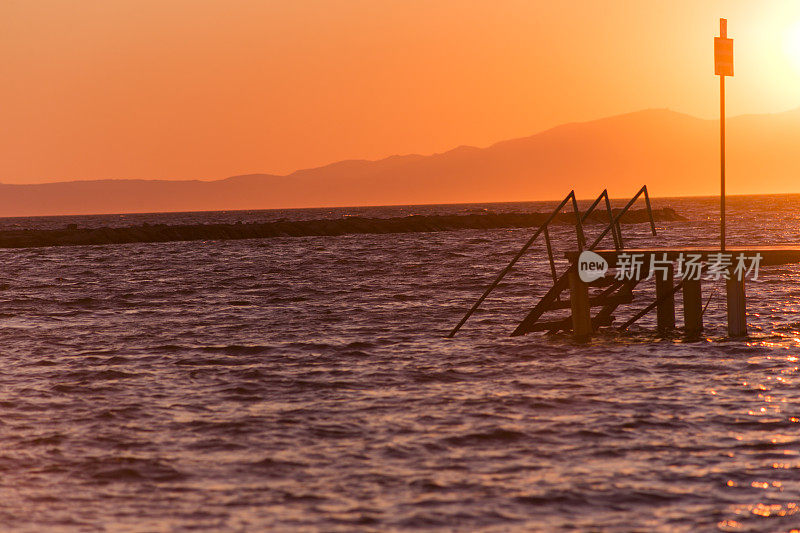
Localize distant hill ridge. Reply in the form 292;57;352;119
3;107;800;216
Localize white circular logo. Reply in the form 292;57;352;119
578;250;608;283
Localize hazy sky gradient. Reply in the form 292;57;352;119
3;0;800;184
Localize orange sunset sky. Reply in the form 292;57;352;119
4;1;800;185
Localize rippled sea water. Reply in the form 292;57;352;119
2;195;800;531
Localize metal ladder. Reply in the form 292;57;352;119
448;186;656;337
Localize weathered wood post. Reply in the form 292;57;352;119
655;264;676;333
568;268;592;341
682;279;703;337
726;276;746;337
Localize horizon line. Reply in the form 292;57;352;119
4;190;800;220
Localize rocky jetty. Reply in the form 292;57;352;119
0;208;685;249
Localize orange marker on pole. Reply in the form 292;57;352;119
715;18;733;250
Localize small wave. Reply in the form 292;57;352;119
443;428;528;446
26;434;66;446
199;344;273;355
63;369;139;381
174;357;244;366
410;370;467;383
344;341;374;350
246;457;306;476
62;297;98;308
85;457;186;483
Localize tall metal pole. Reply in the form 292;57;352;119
715;17;731;251
720;73;725;250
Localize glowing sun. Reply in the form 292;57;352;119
783;21;800;69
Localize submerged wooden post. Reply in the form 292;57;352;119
655;264;676;333
682;279;703;337
568;269;591;341
726;276;746;337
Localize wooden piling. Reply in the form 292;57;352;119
682;279;703;337
726;276;746;337
568;269;592;341
655;264;676;333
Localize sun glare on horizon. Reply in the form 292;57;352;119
783;20;800;70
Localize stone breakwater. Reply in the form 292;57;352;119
0;208;685;248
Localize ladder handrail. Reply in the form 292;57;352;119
543;189;618;284
447;190;581;338
579;189;621;250
588;185;657;250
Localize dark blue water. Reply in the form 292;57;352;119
1;195;800;531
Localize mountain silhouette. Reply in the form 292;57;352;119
2;107;799;216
